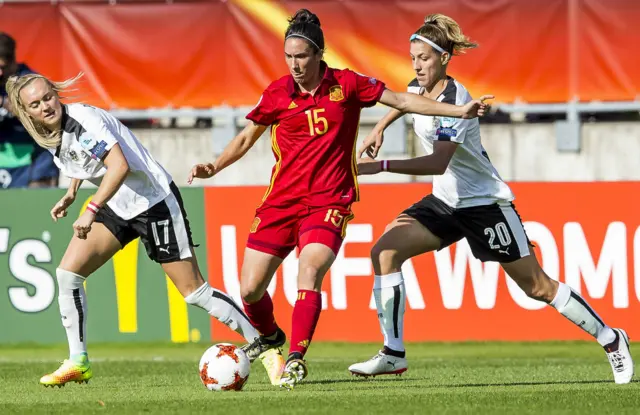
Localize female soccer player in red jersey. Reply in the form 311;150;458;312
189;9;492;389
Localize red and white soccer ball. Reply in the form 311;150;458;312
199;343;250;391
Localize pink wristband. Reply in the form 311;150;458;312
86;201;100;214
381;160;389;172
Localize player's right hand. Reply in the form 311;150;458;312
461;95;494;119
50;193;76;222
358;129;384;159
187;163;217;184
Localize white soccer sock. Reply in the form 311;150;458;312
550;282;616;346
56;268;88;358
373;272;406;352
184;282;259;343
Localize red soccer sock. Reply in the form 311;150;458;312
242;292;279;337
289;290;322;358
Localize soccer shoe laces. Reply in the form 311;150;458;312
242;329;286;361
607;350;626;373
241;339;267;361
370;351;385;361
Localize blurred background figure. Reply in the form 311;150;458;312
0;32;58;189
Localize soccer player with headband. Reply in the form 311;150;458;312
350;13;634;385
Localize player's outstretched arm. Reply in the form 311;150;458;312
357;141;458;176
188;121;267;184
378;88;493;119
358;108;404;159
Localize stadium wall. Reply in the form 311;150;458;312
1;0;639;108
56;122;640;190
2;183;639;344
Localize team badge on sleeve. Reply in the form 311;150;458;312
79;132;109;160
441;117;457;128
329;85;344;102
436;117;458;138
355;71;377;85
250;217;261;233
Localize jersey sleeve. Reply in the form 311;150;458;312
350;71;386;108
434;89;473;144
245;89;278;126
435;116;471;144
74;106;119;162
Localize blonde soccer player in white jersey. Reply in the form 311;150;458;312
350;14;633;384
6;73;285;387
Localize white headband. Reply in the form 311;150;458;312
286;34;321;51
410;34;446;54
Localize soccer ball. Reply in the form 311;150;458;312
199;343;250;391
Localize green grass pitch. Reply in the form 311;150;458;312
0;342;638;414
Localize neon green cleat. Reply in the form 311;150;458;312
40;359;92;387
259;348;286;386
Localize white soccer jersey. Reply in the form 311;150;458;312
48;103;173;220
408;77;514;208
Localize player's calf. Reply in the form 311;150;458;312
506;256;634;384
184;281;261;345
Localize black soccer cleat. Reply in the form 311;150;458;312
241;328;287;362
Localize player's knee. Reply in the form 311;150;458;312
297;265;324;291
240;284;263;304
371;243;403;272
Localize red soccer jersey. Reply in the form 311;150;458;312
246;62;386;208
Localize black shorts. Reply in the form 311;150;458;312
95;182;195;263
403;194;532;263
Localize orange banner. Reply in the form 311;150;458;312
1;0;639;108
205;183;640;342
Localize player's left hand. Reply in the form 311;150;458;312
356;158;382;176
461;95;494;119
73;210;95;240
187;163;217;184
358;129;384;159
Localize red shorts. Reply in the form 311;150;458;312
246;204;354;259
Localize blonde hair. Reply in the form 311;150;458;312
415;14;478;56
6;72;83;149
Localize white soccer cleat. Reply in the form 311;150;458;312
348;351;407;378
604;328;634;384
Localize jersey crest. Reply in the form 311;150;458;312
329;85;344;102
